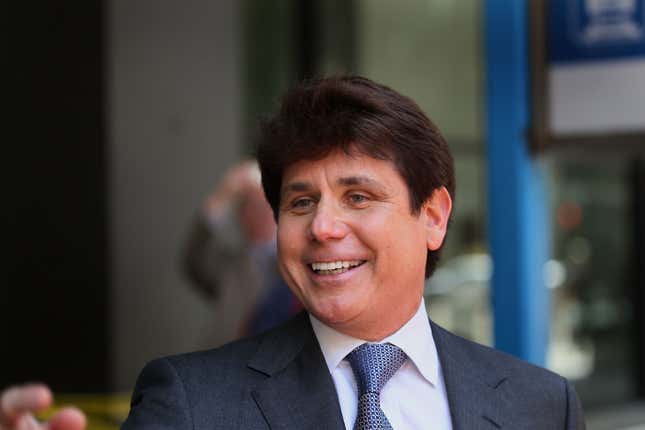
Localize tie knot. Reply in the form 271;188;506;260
346;343;407;395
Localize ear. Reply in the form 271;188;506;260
421;186;452;251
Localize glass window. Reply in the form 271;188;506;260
548;157;637;407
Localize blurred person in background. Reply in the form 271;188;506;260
0;163;300;430
182;160;301;342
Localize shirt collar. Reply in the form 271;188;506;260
309;297;439;387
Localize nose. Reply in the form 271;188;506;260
307;201;349;242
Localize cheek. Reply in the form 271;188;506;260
367;218;426;265
277;222;304;263
355;210;414;243
276;227;304;292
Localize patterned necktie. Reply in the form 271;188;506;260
346;343;408;430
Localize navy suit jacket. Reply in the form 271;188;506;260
122;312;585;429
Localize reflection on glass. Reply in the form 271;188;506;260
548;158;636;407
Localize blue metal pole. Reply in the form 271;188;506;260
484;0;550;365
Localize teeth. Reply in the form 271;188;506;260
310;260;363;272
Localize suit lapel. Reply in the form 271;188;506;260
431;321;506;429
248;313;345;430
246;314;510;429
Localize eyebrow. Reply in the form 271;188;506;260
337;175;378;187
281;181;313;195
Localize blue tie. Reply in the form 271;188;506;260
346;343;408;430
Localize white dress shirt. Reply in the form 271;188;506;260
310;298;453;430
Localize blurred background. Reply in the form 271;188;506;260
3;0;645;429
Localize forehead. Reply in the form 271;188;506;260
280;151;404;190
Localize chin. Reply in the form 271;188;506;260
308;298;364;327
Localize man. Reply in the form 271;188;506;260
2;76;584;429
122;76;584;429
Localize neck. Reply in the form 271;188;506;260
331;297;422;341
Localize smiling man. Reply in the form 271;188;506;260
118;76;584;429
277;152;450;342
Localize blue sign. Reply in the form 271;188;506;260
549;0;645;63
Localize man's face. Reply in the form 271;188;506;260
277;150;451;340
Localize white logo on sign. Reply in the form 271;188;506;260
574;0;644;44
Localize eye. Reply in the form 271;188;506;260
290;197;315;212
347;193;369;206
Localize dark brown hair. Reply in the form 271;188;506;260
257;76;455;277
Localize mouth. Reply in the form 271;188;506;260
309;260;366;276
